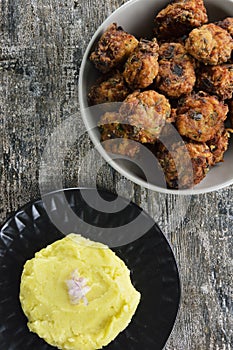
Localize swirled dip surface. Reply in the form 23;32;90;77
20;234;141;350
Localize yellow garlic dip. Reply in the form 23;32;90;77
20;234;141;350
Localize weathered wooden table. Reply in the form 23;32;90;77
0;1;232;349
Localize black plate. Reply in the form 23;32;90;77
0;188;180;350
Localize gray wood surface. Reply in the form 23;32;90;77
0;0;232;349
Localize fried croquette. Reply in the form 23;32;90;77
98;112;129;140
155;43;196;98
123;39;159;89
185;23;233;65
156;140;213;188
186;142;213;184
90;23;138;73
196;64;233;100
88;71;131;105
154;0;208;40
175;91;228;142
119;90;171;143
216;17;233;37
228;99;233;127
101;138;140;158
98;112;140;157
207;125;230;164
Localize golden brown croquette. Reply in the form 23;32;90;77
216;17;233;37
88;71;131;105
123;38;159;89
119;90;171;143
156;140;213;188
90;23;138;73
196;64;233;100
154;0;208;40
207;125;230;164
185;23;233;65
155;42;196;98
175;91;228;142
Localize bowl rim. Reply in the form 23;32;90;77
79;0;233;196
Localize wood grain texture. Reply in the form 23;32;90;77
0;1;232;349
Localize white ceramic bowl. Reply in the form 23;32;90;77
79;0;233;195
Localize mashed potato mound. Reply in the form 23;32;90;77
20;234;141;350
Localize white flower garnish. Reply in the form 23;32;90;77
66;269;91;306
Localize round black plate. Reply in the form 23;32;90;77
0;188;180;350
